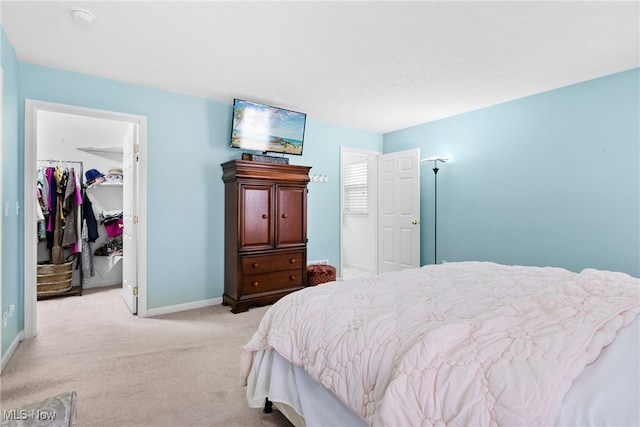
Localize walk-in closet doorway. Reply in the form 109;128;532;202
23;100;148;339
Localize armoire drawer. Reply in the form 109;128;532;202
240;269;304;295
241;251;304;274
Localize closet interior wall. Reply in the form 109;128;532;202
83;160;124;289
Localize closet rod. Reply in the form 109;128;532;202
37;159;84;168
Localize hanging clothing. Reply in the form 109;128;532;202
61;168;79;247
36;168;49;241
35;187;45;243
38;163;84;253
82;193;100;243
81;219;95;284
50;168;66;264
46;167;56;248
72;170;83;254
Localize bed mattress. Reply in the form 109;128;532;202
243;262;640;426
248;317;639;426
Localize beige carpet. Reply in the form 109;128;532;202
0;286;293;427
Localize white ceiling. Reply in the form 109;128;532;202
37;111;133;151
2;1;638;134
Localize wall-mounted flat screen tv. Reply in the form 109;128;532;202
230;99;306;156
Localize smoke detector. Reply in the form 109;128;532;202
71;8;95;25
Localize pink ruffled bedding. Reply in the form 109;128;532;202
241;261;639;426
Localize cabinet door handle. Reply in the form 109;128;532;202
252;263;259;268
282;213;288;218
290;258;296;264
252;281;259;287
262;214;268;219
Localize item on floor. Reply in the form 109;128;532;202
306;264;336;285
37;260;73;297
0;391;77;427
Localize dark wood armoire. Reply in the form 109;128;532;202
221;160;311;313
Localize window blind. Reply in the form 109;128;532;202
344;162;368;214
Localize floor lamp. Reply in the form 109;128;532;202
422;156;449;264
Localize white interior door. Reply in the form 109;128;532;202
122;125;138;314
378;148;421;273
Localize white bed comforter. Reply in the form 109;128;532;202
241;262;639;426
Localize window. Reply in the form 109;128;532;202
344;162;368;214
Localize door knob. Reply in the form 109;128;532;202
411;219;420;225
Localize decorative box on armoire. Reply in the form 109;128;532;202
221;160;311;313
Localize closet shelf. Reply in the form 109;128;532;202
94;255;123;260
87;181;123;189
77;146;123;155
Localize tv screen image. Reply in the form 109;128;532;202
230;99;306;155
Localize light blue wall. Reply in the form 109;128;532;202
2;23;637;363
1;28;21;357
384;68;640;276
304;121;384;264
15;63;381;311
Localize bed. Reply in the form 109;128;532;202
241;261;639;426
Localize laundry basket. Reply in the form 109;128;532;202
37;261;73;296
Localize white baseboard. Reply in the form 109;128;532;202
1;330;24;374
145;297;223;317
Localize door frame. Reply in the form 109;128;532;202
23;99;148;338
339;146;381;279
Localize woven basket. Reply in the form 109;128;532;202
37;261;73;295
307;264;336;286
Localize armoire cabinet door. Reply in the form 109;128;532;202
276;185;307;247
239;184;273;250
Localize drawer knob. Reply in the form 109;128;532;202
290;258;296;264
252;281;259;287
282;213;288;218
252;263;259;268
289;275;296;280
262;214;268;219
